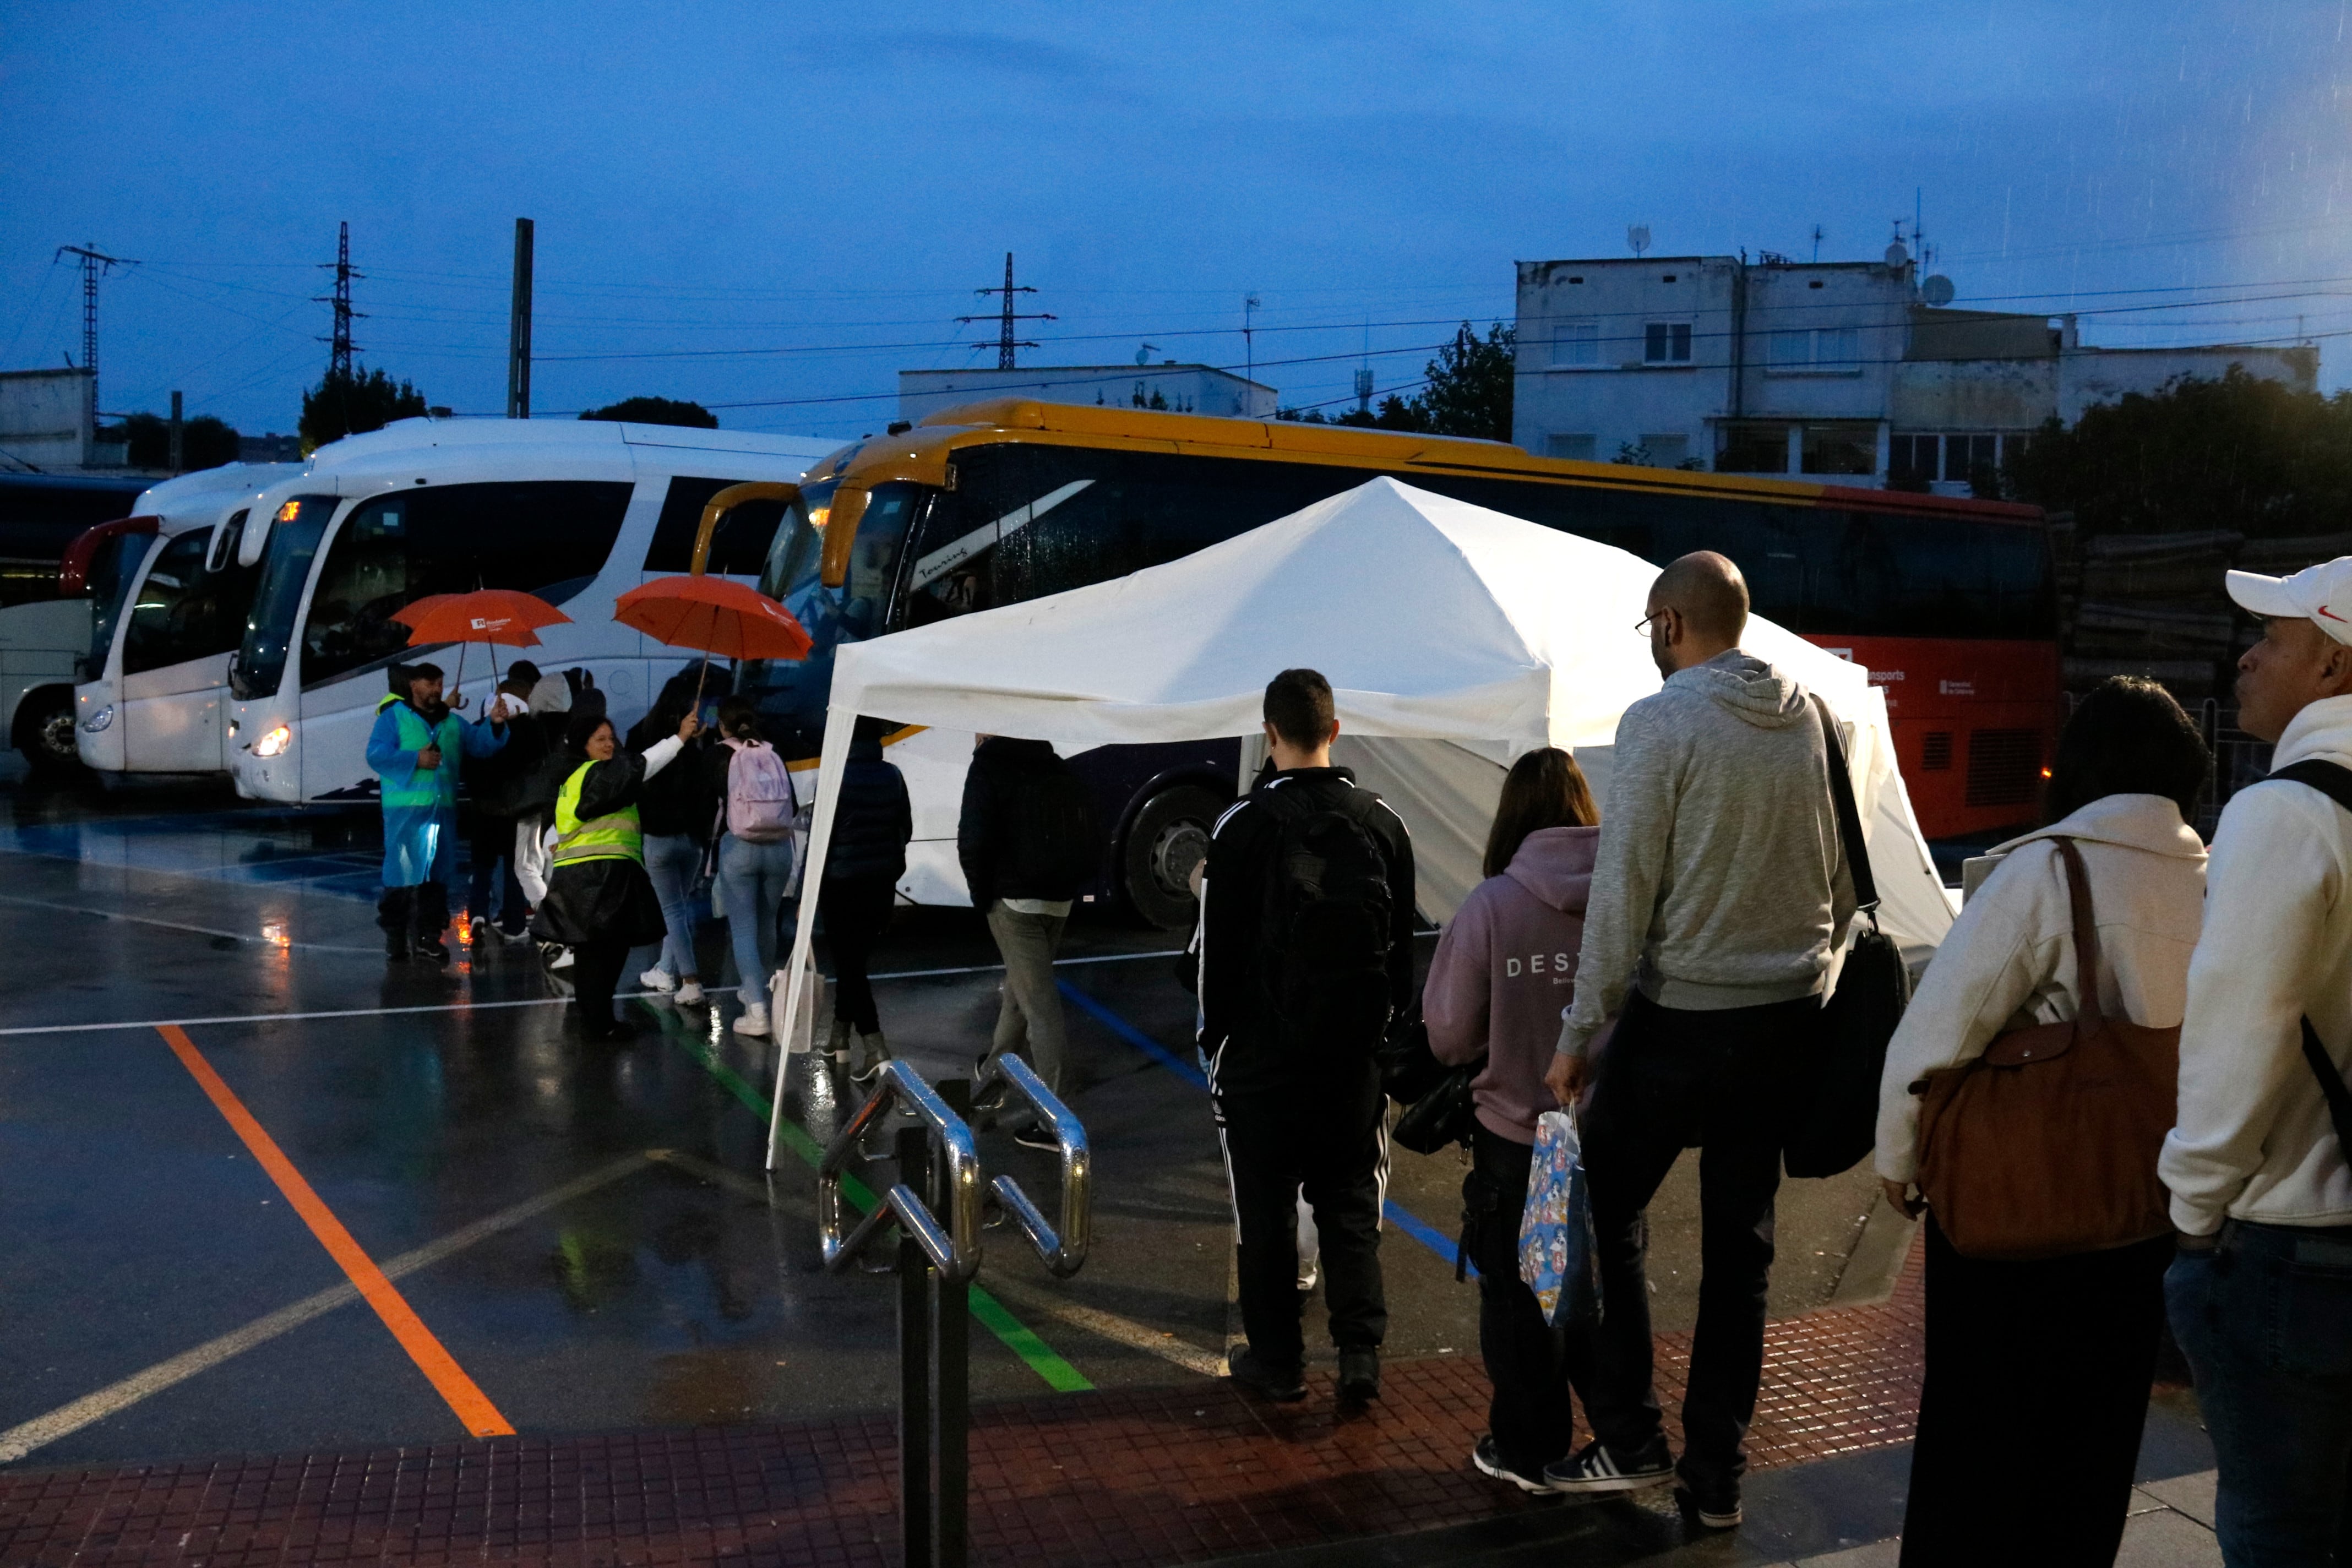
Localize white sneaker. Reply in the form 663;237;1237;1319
640;966;677;994
1297;1265;1320;1294
733;1004;770;1037
675;979;705;1006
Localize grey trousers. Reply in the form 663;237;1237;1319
982;902;1069;1100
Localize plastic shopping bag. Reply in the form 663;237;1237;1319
1518;1106;1602;1328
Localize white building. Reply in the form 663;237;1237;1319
0;369;128;471
899;363;1276;426
1511;251;2319;490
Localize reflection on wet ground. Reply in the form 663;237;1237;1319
0;759;1879;1477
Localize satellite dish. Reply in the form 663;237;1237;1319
1921;274;1956;307
1884;240;1910;267
1628;225;1652;258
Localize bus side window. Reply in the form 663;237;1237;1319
300;481;632;690
897;490;1000;629
643;477;788;575
841;484;921;639
123;529;216;676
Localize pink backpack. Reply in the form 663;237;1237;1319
725;738;798;843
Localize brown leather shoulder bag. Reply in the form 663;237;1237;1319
1912;837;2180;1261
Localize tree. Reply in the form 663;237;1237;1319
579;395;718;429
2005;365;2352;538
300;367;428;450
1273;322;1514;439
105;411;241;471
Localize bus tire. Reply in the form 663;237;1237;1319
1121;783;1224;930
14;686;84;776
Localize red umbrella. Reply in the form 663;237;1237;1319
614;576;812;662
392;589;573;705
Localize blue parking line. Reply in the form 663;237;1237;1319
1055;977;1473;1277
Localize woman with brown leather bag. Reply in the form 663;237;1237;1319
1875;677;2210;1565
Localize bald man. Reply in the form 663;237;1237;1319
1539;551;1855;1526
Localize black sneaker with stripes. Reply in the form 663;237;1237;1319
1542;1436;1674;1494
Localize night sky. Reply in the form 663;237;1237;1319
7;2;2350;441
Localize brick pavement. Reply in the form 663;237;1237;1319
0;1249;1924;1567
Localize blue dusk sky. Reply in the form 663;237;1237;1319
6;2;2351;440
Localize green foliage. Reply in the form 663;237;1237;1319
105;411;241;471
1273;323;1514;439
300;367;428;450
2006;366;2352;538
579;395;718;429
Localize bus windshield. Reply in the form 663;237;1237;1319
741;478;925;753
229;496;337;701
80;531;156;682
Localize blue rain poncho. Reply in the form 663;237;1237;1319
366;696;508;888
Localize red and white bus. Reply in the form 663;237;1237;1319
736;399;2055;924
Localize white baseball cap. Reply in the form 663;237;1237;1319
2226;557;2352;647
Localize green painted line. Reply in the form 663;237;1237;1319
645;1006;1093;1393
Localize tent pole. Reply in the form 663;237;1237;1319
768;702;857;1169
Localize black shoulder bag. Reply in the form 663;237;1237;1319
1783;695;1915;1179
2257;760;2352;1157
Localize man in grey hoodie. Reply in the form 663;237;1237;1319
1542;552;1854;1528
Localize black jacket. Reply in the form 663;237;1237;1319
468;699;548;818
529;750;671;948
826;734;913;888
626;708;725;840
1195;766;1417;1099
956;737;1096;910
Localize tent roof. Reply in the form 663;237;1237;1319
829;476;1871;752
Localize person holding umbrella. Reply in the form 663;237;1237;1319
368;660;509;963
534;704;702;1040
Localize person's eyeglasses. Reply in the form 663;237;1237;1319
1635;611;1664;638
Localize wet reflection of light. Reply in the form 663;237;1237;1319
261;921;290;948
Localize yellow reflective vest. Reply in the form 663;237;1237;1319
552;760;644;867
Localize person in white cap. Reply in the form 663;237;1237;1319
2162;554;2352;1565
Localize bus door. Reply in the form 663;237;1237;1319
119;516;260;772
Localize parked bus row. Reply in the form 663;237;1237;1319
43;404;2057;930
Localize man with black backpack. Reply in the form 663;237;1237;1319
959;733;1099;1150
1197;668;1416;1405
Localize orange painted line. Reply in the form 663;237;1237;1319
155;1025;514;1438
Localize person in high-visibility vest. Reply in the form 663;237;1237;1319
366;661;509;963
532;704;701;1039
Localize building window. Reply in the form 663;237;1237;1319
1945;433;1998;483
1716;422;1790;474
1801;423;1877;476
1553;321;1599;367
1767;325;1862;374
1640;434;1691;467
1643;322;1692;363
1545;433;1597;461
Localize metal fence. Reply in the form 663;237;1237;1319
2197;700;2275;840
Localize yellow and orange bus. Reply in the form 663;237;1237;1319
738;399;2055;925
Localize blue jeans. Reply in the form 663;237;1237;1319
718;835;795;999
642;832;704;979
2168;1219;2352;1566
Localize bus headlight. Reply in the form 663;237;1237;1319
252;724;291;758
80;704;113;734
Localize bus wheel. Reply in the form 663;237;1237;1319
1123;784;1223;930
15;687;84;776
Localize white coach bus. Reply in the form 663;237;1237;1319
73;464;300;775
214;418;835;803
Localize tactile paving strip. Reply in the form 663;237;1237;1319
0;1248;1923;1566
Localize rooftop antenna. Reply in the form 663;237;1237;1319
1135;342;1160;366
1627;224;1652;258
957;253;1052;369
1244;293;1262;386
53;243;135;442
314;221;364;378
1811;224;1824;263
1355;319;1373;415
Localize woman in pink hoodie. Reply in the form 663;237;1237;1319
1425;747;1603;1494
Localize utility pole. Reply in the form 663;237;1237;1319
507;218;535;418
314;221;363;378
54;243;134;445
170;390;183;473
958;253;1052;369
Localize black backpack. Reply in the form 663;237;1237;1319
1258;785;1396;1058
1010;764;1099;897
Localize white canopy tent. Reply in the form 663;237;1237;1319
765;477;1953;1166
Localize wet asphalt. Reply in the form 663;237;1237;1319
0;760;1878;1475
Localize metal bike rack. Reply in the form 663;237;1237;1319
819;1058;1091;1568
